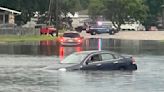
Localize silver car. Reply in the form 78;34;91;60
58;32;84;46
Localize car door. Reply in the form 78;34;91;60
81;54;102;70
96;53;120;70
104;28;109;33
99;28;106;33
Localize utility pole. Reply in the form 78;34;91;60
48;0;52;26
162;5;164;28
48;0;59;37
55;0;59;37
56;0;59;37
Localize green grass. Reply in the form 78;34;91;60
0;35;57;42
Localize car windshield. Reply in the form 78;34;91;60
61;52;88;64
63;33;80;38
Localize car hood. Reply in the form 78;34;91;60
43;63;80;71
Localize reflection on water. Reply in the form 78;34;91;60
0;39;164;57
59;46;82;61
83;39;164;55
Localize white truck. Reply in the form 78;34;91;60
120;22;145;31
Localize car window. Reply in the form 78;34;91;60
114;54;121;59
97;29;107;32
85;54;101;65
101;53;114;61
91;54;101;61
61;53;88;64
63;33;80;38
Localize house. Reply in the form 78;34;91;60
0;7;21;25
72;13;90;28
62;9;90;28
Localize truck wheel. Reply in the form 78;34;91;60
109;32;112;35
52;32;56;36
91;31;96;35
109;30;115;35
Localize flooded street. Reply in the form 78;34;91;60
0;39;164;92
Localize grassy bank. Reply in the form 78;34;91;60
0;35;57;42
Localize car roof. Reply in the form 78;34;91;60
75;50;116;55
90;26;109;29
63;31;79;34
90;27;108;29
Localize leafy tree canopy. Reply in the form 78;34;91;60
0;0;163;28
144;0;164;26
88;0;148;30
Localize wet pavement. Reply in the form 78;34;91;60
0;39;164;92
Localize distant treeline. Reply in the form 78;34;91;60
0;0;163;27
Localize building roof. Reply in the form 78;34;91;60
0;7;21;14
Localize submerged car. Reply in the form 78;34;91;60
58;50;137;71
58;31;84;46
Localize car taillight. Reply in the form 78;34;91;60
131;57;136;64
77;39;82;43
75;38;82;43
59;37;64;42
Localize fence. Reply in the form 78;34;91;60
0;27;40;35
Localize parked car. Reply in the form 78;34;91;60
87;26;116;35
58;31;84;46
40;26;57;36
120;22;145;31
57;50;137;71
148;26;158;31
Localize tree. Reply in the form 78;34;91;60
79;0;90;10
88;0;105;19
0;0;50;24
103;0;148;30
0;0;88;25
47;0;85;30
60;0;83;16
144;0;164;27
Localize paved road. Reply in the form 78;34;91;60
80;31;164;40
